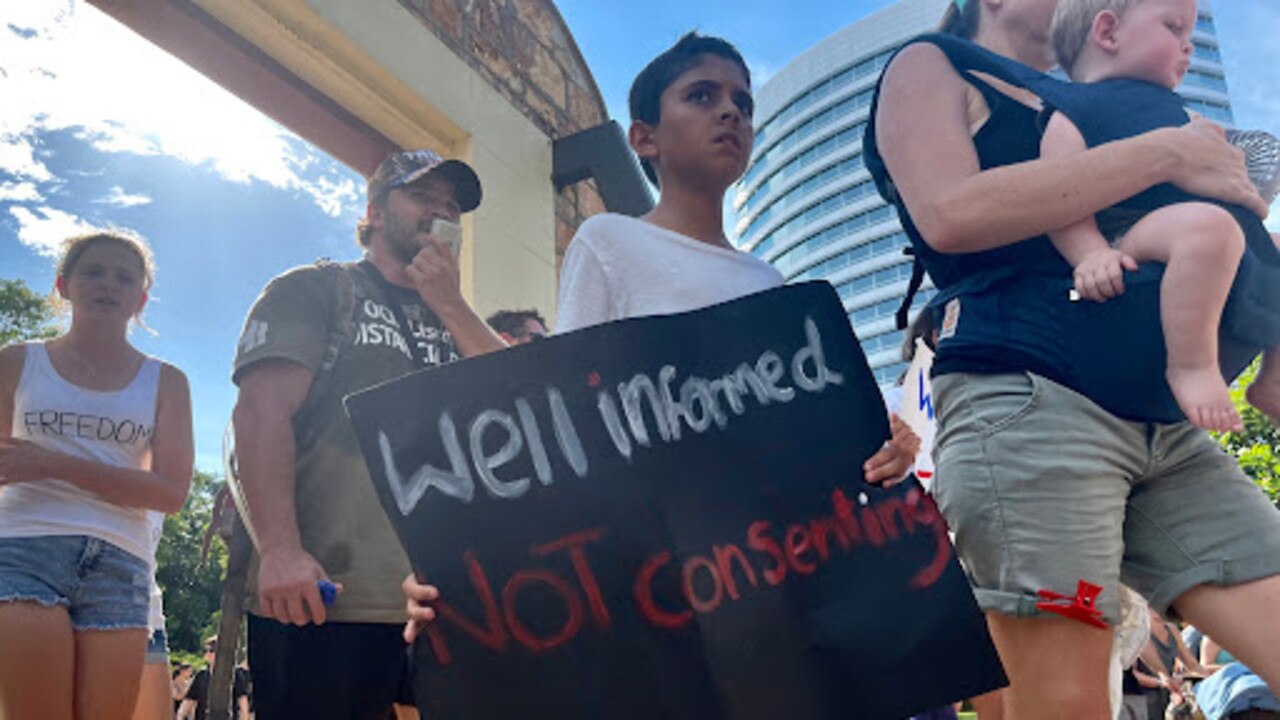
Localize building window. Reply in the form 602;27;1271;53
741;121;866;216
834;261;914;299
1180;69;1227;93
743;88;874;187
752;49;894;147
759;203;897;265
1193;42;1221;63
847;288;936;326
1185;99;1233;124
860;328;906;357
742;154;867;239
750;179;880;259
789;231;909;281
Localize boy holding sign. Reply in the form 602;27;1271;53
403;33;920;641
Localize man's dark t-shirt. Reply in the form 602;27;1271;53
231;261;459;622
185;668;210;719
185;668;251;719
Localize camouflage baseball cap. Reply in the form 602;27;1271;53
367;149;482;213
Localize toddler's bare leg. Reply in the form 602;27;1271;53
1116;202;1244;431
1243;232;1280;422
1246;348;1280;424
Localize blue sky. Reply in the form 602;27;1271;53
3;0;1278;471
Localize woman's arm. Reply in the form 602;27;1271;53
0;362;194;514
875;43;1266;255
1041;111;1139;301
0;344;23;437
1166;625;1214;677
1135;643;1174;690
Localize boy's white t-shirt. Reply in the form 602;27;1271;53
556;213;784;332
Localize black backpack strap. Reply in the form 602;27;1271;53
896;247;927;330
297;258;357;423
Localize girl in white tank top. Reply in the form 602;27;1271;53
0;231;193;720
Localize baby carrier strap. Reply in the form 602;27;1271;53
867;34;1064;329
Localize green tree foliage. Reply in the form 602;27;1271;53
1222;360;1279;505
0;278;58;344
156;470;228;654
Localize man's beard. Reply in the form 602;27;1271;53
383;210;430;265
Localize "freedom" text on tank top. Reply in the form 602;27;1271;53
22;410;154;446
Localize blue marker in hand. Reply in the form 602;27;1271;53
318;579;338;606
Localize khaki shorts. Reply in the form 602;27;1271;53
932;371;1280;624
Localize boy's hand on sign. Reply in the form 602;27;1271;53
863;414;921;485
403;574;440;643
1073;248;1137;302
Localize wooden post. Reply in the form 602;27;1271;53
207;516;252;720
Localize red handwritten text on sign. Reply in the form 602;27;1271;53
423;487;949;665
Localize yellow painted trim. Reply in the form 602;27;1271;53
194;0;467;156
194;0;481;297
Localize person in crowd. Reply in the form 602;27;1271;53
1197;660;1280;719
233;657;253;719
486;308;548;345
403;31;922;643
866;0;1280;715
1128;607;1215;718
172;662;194;717
0;230;194;719
231;149;504;718
1041;0;1280;432
179;637;253;720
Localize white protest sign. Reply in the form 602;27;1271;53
898;339;937;491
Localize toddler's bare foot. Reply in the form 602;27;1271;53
1246;378;1280;424
1168;365;1242;432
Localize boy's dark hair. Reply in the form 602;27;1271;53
628;32;751;186
486;308;547;336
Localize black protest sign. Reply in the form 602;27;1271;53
345;283;1005;720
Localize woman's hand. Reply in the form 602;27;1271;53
0;437;57;484
863;414;922;485
403;574;441;643
1164;118;1268;218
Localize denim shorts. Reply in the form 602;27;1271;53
0;535;150;631
146;627;170;664
932;372;1280;624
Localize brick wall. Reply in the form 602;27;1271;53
397;0;614;270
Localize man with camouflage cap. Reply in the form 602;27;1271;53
231;150;503;718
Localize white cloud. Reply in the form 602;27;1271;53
9;205;98;256
0;131;54;182
97;185;151;208
0;181;42;202
0;2;358;219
